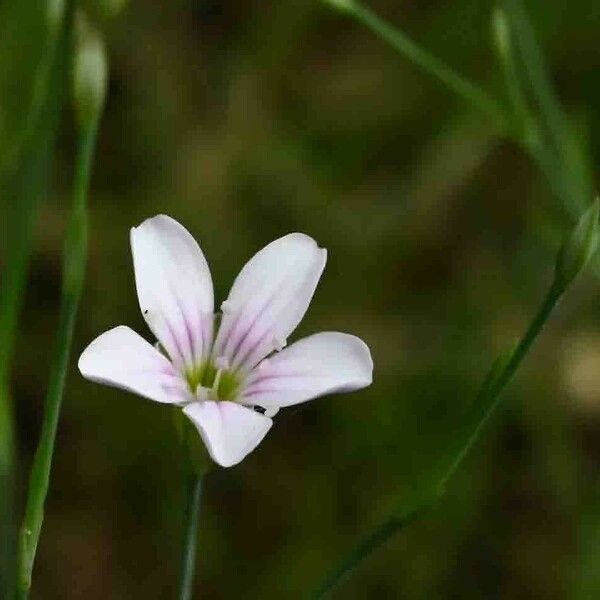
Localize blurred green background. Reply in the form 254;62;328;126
2;0;600;598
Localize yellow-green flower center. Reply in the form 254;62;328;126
185;362;241;401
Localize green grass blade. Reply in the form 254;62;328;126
15;126;96;596
16;12;107;593
311;508;424;599
571;483;600;600
500;0;594;214
0;1;71;595
322;0;510;132
0;0;66;172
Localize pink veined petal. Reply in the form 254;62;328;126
130;215;214;371
78;326;190;404
183;401;272;468
240;332;373;412
213;233;327;372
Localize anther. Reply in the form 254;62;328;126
215;355;230;370
196;386;211;401
212;369;224;396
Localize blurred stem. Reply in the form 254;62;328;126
312;280;565;598
178;472;203;600
312;507;423;599
570;481;600;599
500;0;567;162
496;0;593;215
16;117;100;597
0;2;72;594
0;2;65;176
439;280;563;489
491;6;536;143
0;199;39;599
324;0;510;132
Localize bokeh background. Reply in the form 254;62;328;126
2;0;600;598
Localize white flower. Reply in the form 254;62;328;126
78;215;373;467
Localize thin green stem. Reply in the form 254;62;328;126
0;199;39;598
325;0;510;132
439;280;562;490
178;472;203;600
500;0;566;161
312;507;425;599
0;4;72;594
499;0;593;215
0;1;65;176
16;118;100;598
312;280;565;598
491;7;536;144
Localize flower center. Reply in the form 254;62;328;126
185;361;241;402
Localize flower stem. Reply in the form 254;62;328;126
178;472;203;600
16;112;101;599
439;280;563;490
312;509;419;599
312;280;565;598
324;0;510;132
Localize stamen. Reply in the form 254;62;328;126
196;386;211;401
211;368;224;397
215;355;230;370
253;405;266;415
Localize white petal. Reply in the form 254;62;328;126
130;215;214;370
240;332;373;411
213;233;327;371
78;326;189;404
183;401;272;468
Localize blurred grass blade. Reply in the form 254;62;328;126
0;0;66;172
0;1;71;596
491;2;579;214
16;13;107;596
491;6;535;142
322;0;509;132
499;0;594;215
571;483;600;600
0;202;37;600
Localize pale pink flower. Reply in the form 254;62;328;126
79;215;373;467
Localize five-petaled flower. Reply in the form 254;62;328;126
79;215;373;467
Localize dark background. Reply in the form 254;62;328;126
2;0;600;598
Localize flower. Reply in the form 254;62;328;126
78;215;373;467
